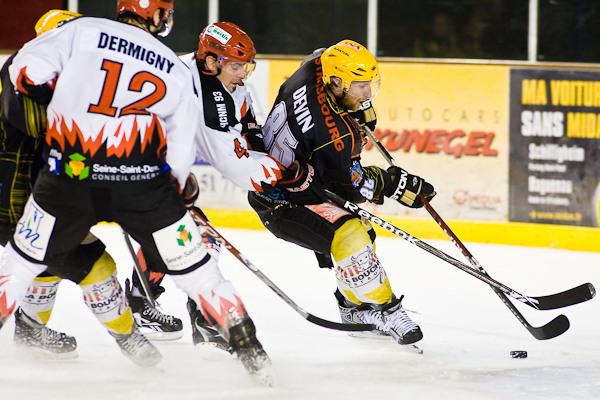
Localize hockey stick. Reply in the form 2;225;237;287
324;189;594;311
421;198;570;339
188;207;374;332
122;230;156;307
363;129;568;339
363;127;594;309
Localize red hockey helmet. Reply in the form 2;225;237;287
197;22;256;66
117;0;175;36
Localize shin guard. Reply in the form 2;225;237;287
79;252;134;335
331;219;392;305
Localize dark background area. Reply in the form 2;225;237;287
1;0;600;62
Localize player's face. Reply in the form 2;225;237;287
218;60;256;90
339;80;377;111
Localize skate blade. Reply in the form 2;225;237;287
122;350;163;368
404;344;423;355
347;334;424;354
16;344;79;360
348;331;391;340
249;362;275;387
142;330;184;342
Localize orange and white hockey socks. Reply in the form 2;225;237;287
0;243;47;327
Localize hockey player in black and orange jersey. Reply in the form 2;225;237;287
248;40;436;346
0;1;271;378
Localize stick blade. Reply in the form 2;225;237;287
526;314;570;340
533;283;596;310
306;314;375;332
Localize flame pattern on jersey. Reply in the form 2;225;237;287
45;114;166;160
0;275;17;317
197;289;246;335
250;160;284;192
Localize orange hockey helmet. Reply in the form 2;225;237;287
117;0;175;37
197;22;256;68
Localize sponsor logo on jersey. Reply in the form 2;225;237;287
49;149;62;173
206;25;232;44
90;163;162;182
65;152;89;180
176;225;192;247
13;197;56;261
349;161;363;188
153;214;207;272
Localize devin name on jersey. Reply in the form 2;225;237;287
259;55;368;203
9;17;197;187
180;53;282;191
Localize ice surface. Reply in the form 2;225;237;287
1;225;599;400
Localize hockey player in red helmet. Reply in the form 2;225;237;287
128;22;299;379
196;21;257;85
117;0;175;37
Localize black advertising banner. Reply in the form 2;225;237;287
509;68;600;227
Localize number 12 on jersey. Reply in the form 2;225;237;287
88;59;166;118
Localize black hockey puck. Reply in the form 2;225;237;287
510;350;527;359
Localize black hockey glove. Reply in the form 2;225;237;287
182;173;199;209
351;100;377;132
278;161;325;205
384;166;436;208
241;122;266;153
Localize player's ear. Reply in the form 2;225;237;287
152;9;162;29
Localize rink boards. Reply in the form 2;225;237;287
1;53;598;252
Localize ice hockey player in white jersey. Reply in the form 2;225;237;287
0;1;271;378
127;22;322;357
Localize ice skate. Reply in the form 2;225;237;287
187;298;231;352
13;308;78;359
228;318;273;386
382;296;423;345
336;290;390;339
110;326;162;367
337;291;423;347
126;279;183;341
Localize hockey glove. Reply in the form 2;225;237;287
182;173;199;209
241;122;266;153
351;100;377;132
278;161;325;205
384;166;436;208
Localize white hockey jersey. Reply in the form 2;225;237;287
180;53;283;191
9;17;197;187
